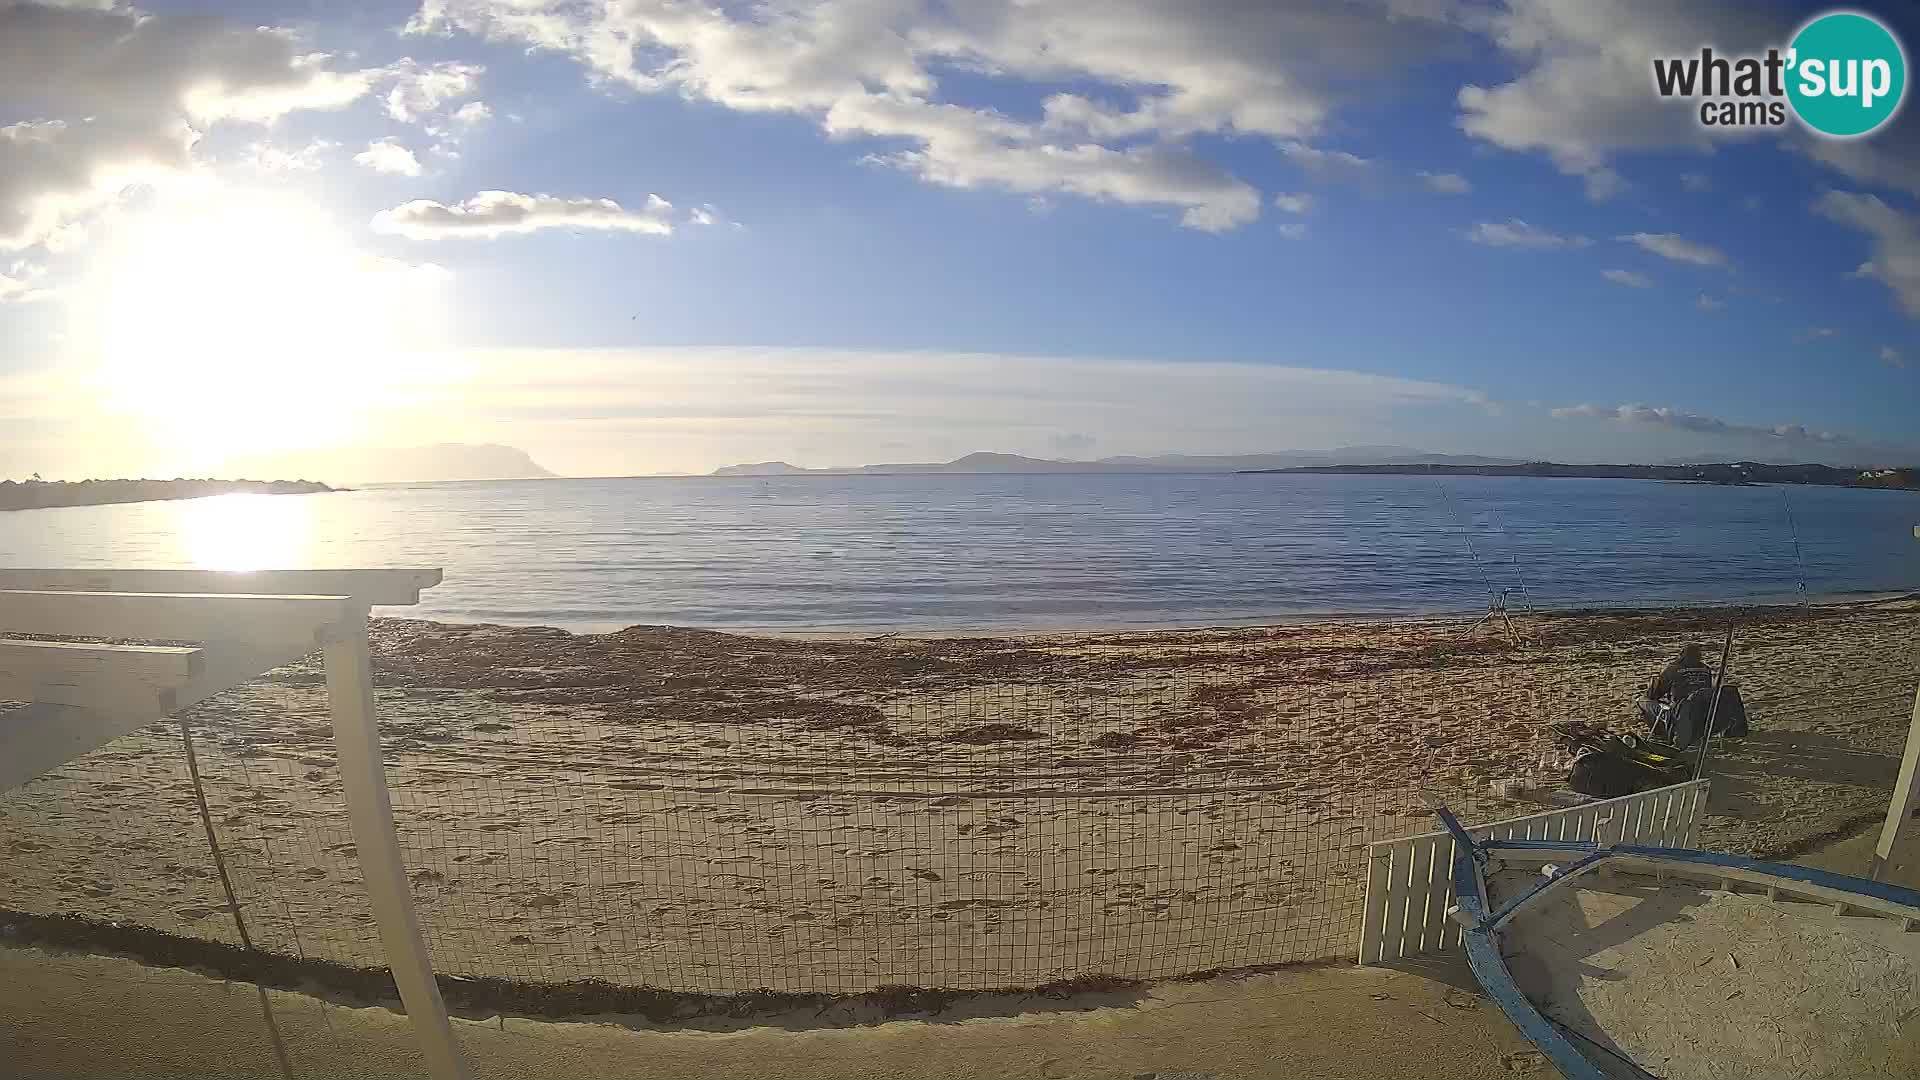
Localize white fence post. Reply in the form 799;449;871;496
324;616;469;1080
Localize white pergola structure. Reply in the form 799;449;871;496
1873;526;1920;882
0;569;467;1080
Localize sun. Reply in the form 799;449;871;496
86;190;446;469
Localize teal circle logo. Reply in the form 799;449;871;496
1787;12;1907;137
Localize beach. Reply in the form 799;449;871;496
1;602;1915;999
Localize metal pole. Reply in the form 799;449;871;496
1692;623;1737;781
323;614;469;1080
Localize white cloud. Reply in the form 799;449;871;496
689;207;717;226
1417;170;1471;194
1276;222;1308;240
1814;190;1920;317
408;0;1472;231
383;59;484;123
0;260;50;303
1680;172;1711;192
1457;2;1784;198
1695;293;1724;312
355;138;424;177
1466;219;1589;250
369;346;1499;474
1601;268;1652;289
1619;232;1727;268
1550;402;1845;445
451;101;493;127
1881;345;1906;369
244;138;338;173
0;3;443;251
1273;192;1314;214
371;191;676;239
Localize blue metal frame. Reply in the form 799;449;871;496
1434;808;1920;1080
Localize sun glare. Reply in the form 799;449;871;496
173;492;315;571
85;191;446;469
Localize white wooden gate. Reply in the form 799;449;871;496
1357;779;1709;965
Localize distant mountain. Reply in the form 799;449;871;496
712;448;1524;476
1245;461;1918;490
226;443;556;485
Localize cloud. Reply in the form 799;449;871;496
1550;402;1846;445
383;59;484;123
1456;1;1786;198
1814;190;1920;317
450;101;493;127
243;138;338;173
1417;170;1471;194
0;260;50;303
1272;191;1314;214
1680;172;1711;192
371;191;676;239
1881;345;1906;369
1601;269;1652;289
1620;232;1727;268
389;346;1501;473
1799;326;1838;343
354;138;424;177
1276;222;1308;240
409;0;1472;231
1466;219;1589;249
0;2;396;251
1049;432;1098;455
1695;293;1724;312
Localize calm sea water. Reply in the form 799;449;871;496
1;474;1915;631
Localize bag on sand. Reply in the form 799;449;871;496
1557;722;1693;798
1655;684;1750;748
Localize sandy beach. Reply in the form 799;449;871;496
2;603;1915;999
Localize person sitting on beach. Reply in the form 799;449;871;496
1637;643;1748;746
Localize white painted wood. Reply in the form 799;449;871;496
0;639;203;681
1377;840;1412;962
1485;848;1920;926
324;618;468;1080
0;638;326;791
1874;678;1920;879
0;590;356;645
0;569;440;607
1358;848;1393;964
1357;780;1709;965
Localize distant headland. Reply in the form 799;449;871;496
222;443;556;486
1241;461;1917;489
714;447;1523;476
0;477;334;512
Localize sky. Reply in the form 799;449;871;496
1;0;1918;478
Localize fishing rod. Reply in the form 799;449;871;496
1780;488;1810;608
1432;469;1516;642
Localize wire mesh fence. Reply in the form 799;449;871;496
3;605;1916;1002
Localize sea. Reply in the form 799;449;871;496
1;473;1915;632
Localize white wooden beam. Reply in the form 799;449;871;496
0;569;440;607
0;590;356;646
1874;662;1920;880
1874;526;1920;880
0;639;203;681
323;618;468;1080
0;636;339;791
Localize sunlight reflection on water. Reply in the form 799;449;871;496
173;494;313;572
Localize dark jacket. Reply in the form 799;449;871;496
1648;646;1711;702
